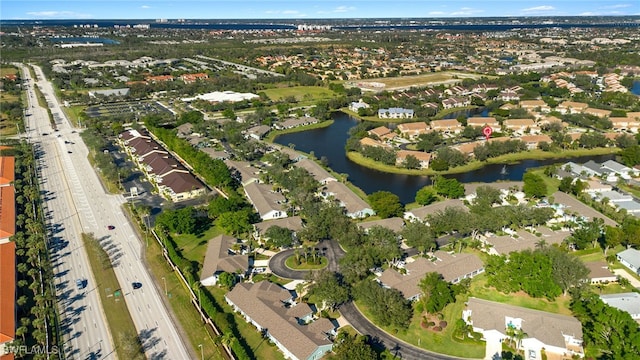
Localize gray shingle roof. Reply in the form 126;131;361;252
200;235;249;281
225;281;334;360
466;297;583;349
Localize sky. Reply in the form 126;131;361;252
2;1;639;20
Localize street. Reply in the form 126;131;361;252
21;63;193;359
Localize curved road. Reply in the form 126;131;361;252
268;240;467;360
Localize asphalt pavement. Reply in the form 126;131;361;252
22;63;193;360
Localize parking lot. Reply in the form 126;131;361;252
85;100;172;118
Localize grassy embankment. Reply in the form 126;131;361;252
262;85;337;107
265;119;334;142
347;147;620;177
82;233;145;360
168;225;286;360
142;225;227;360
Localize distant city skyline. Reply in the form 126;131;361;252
2;1;639;20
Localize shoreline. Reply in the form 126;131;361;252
347;147;620;176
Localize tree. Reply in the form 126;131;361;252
433;176;465;199
353;280;413;329
544;247;589;296
308;271;350;311
217;272;235;289
419;272;455;314
619;145;640;167
330;332;379;360
403;154;421;169
602;225;623;255
571;293;640;358
368;191;404;218
558;177;573;193
264;225;294;249
401;221;436;254
522;172;546;198
415;186;438;205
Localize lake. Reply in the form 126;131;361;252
275;112;615;204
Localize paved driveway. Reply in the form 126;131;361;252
613;268;640;288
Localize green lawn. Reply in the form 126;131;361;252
82;233;146;360
355;298;485;358
469;274;572;315
284;255;328;270
172;225;225;265
208;287;286;360
527;168;560;196
145;233;226;360
262;86;336;102
266;120;333;142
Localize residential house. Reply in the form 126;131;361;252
321;181;375;219
403;199;467;222
349;100;370;113
0;156;15;244
0;155;16;357
584;180;612;194
396;150;431;169
275;117;319;130
617;248;640;275
378;251;484;300
359;137;391;149
244;182;288;221
176;123;194;138
520;100;550;113
556;101;589;114
601;160;637;179
378;108;414;119
367;126;393;139
357;217;405;234
584;108;612;118
452;142;480;157
499;90;520;101
463;298;584;360
600;293;640;320
481;228;570;255
583;160;606;177
253;216;304;245
467;117;501;133
224;160;261;186
585;261;617;284
246;125;271;140
226;281;335;360
293;159;337;185
609;117;640;133
180;72;209;84
158;171;207;202
519;134;552;150
503;119;538;134
145;75;174;83
429;119;463;135
397;122;429;139
200;235;250;286
442;97;470;109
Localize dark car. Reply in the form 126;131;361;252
132;282;142;290
107;225;115;230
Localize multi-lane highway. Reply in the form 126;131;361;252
20;64;193;359
19;64;114;360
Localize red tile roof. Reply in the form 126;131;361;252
0;239;15;347
0;157;14;186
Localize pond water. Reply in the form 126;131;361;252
275;112;615;204
631;80;640;96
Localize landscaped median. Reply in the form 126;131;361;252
82;233;145;360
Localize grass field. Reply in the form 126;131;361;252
82;233;146;360
469;274;573;315
0;67;18;77
262;86;336;102
355;297;485;358
352;72;487;91
208;287;286;360
284;255;328;270
172;225;225;265
144;231;226;360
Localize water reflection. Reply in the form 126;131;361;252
275;112;615;204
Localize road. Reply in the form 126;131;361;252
22;64;193;359
19;64;114;360
267;239;465;360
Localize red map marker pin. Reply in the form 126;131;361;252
483;126;493;141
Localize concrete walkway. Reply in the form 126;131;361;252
613;268;640;288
